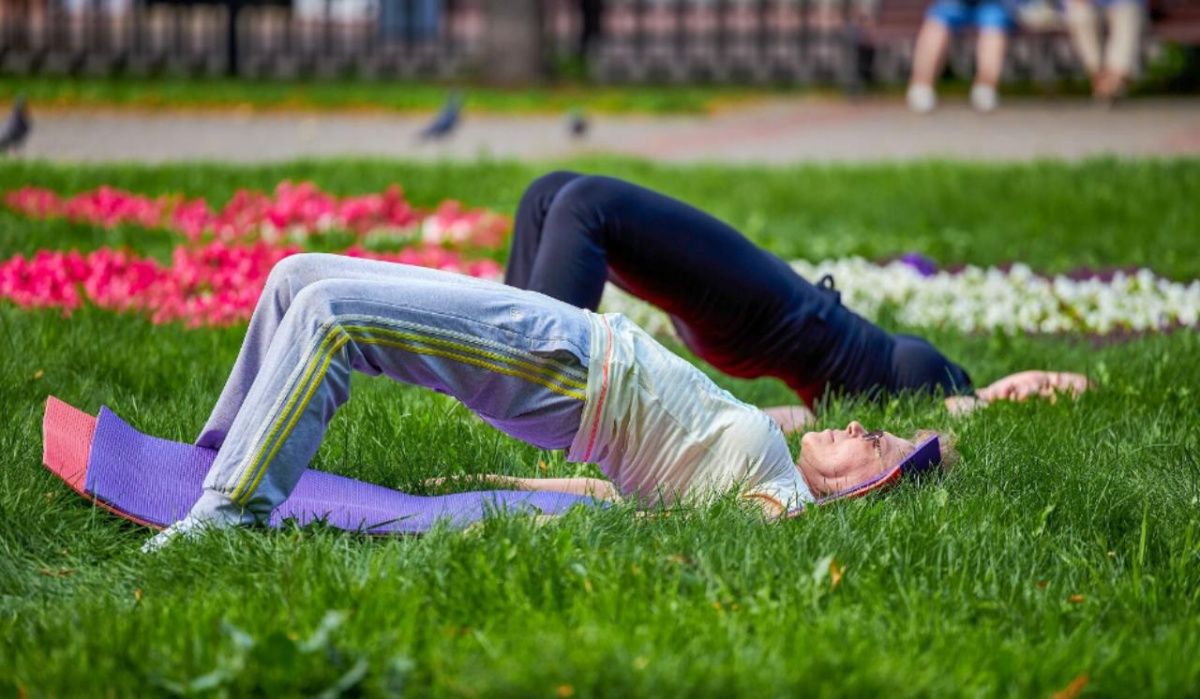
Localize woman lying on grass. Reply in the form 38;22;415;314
149;253;975;549
505;171;1090;431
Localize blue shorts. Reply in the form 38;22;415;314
927;0;1015;31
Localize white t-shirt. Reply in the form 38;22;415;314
567;312;813;511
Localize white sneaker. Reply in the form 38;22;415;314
906;84;937;113
140;515;224;553
970;83;999;113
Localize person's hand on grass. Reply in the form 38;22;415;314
763;405;817;434
423;474;520;491
943;395;985;416
976;371;1092;403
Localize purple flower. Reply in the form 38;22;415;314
899;252;938;277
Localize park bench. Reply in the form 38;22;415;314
853;0;928;82
856;0;1079;83
857;0;1200;84
1150;0;1200;45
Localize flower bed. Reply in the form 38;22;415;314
4;183;1198;335
1;182;506;326
4;182;508;248
600;257;1200;338
0;243;501;327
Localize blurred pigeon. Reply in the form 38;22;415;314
0;95;31;154
567;107;588;139
417;91;463;141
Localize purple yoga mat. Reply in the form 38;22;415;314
84;406;598;534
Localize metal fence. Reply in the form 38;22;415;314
574;0;868;85
0;0;484;78
572;0;1093;85
0;0;1096;84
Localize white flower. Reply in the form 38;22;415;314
595;258;1200;338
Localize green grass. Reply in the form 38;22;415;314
1;158;1198;279
0;76;772;115
1;159;1199;697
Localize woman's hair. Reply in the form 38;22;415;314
910;429;961;471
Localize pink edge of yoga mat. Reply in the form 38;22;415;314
41;396;599;534
43;396;97;497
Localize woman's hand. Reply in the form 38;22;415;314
423;474;520;490
763;405;817;434
976;371;1092;403
943;395;986;416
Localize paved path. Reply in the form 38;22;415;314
21;97;1200;164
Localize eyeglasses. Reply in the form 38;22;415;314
863;430;885;463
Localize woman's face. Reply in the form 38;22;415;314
797;421;914;496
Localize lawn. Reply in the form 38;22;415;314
0;76;771;115
1;158;1198;697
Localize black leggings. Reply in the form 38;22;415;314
504;172;971;403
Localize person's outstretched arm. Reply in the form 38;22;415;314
945;370;1092;416
430;475;622;502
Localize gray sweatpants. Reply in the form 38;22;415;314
191;253;592;525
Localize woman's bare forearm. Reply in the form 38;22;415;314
433;474;621;501
508;477;621;501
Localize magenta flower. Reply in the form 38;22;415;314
2;241;503;327
2;181;513;327
5;181;509;249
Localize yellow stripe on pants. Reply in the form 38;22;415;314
230;323;586;505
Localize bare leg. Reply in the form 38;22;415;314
910;18;951;86
908;19;951;112
970;29;1007;112
974;29;1007;87
1103;1;1142;97
1065;0;1104;93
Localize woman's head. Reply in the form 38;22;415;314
797;421;957;497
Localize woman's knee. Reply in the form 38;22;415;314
284;276;356;326
556;174;627;204
263;253;343;299
546;174;632;228
521;170;584;205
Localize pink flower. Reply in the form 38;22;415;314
2;180;514;327
4;181;511;249
170;198;217;242
3;241;505;327
5;187;63;218
421;200;511;249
